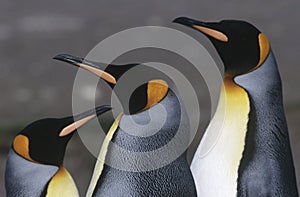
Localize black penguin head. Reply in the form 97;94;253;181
173;17;271;76
54;54;169;115
12;105;111;166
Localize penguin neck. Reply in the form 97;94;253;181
234;51;286;149
5;149;59;197
221;74;250;148
223;75;249;104
116;89;184;151
235;51;282;105
220;75;250;125
195;74;251;158
235;51;291;157
45;166;79;196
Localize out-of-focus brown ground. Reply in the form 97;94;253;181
0;0;299;196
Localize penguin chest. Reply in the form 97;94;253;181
191;79;250;197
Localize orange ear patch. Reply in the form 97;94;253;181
13;135;34;162
247;33;270;73
257;33;270;67
143;80;169;110
193;25;229;42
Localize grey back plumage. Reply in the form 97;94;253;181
235;51;298;197
92;90;197;196
5;149;58;197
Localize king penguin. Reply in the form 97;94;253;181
173;17;299;196
5;105;111;197
54;54;197;196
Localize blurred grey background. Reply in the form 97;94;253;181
0;0;299;196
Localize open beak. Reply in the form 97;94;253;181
59;105;112;137
53;54;117;84
173;17;228;42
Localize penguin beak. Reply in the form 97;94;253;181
173;17;204;28
173;17;228;42
53;54;117;84
59;105;112;137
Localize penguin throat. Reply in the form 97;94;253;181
217;76;250;193
46;166;79;196
221;76;251;159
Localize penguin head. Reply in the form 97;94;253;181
12;105;111;166
173;17;270;76
54;54;169;115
